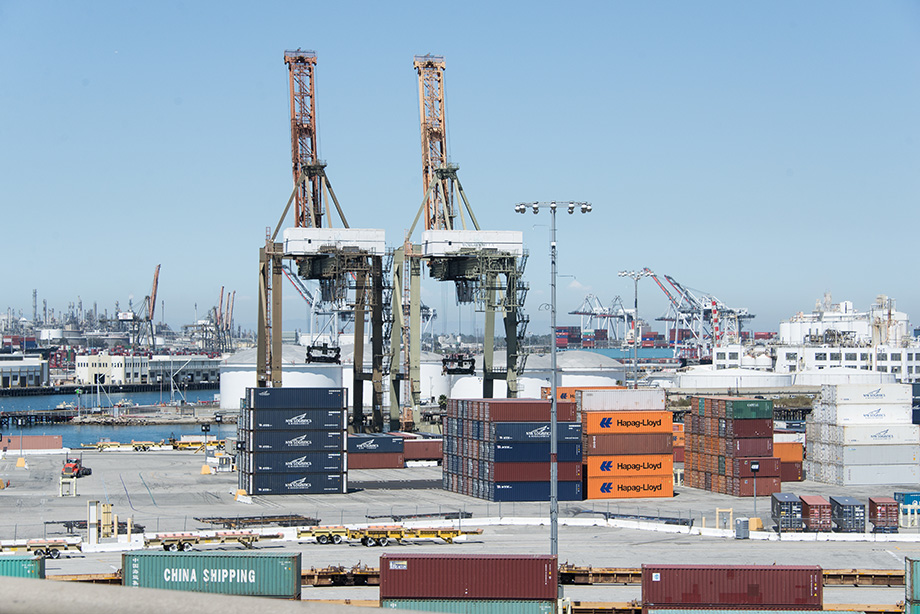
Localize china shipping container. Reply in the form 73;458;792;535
799;495;832;532
488;480;583;502
585;475;674;499
491;422;582;442
246;387;346;410
245;429;345;452
585;433;672;455
243;408;346;431
347;452;405;469
122;551;302;599
379;554;558;600
584;455;673;477
380;599;556;614
583;411;671;435
641;564;823;609
242;471;346;495
247;451;345;473
0;556;44;578
348;434;405;454
490;462;582;482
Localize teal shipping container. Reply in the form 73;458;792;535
381;600;556;614
648;611;858;614
0;556;45;579
727;399;772;420
122;552;301;599
908;604;920;614
908;558;920;602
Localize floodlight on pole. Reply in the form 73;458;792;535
618;269;651;389
515;200;592;562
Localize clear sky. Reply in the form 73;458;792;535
2;2;918;339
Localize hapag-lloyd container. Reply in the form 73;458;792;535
0;556;44;578
584;454;672;477
576;389;666;412
582;411;671;435
381;600;556;614
247;387;346;410
244;408;346;431
379;554;558;600
585;433;672;455
585;475;674;499
822;383;912;406
491;421;582;442
641;564;823;609
122;551;302;599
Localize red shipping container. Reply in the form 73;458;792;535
641;565;823;609
673;446;685;463
379;554;558;600
729;476;781;497
731;457;780;478
780;461;803;482
1;435;63;451
347;452;404;469
476;399;577;422
800;495;832;532
869;496;899;528
585;433;672;455
403;439;442;461
725;418;773;438
730;437;773;458
491;461;582;482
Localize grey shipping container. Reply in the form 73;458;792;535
243;471;347;495
491;422;582;443
380;600;556;614
247;451;346;473
0;556;44;578
244;408;346;431
247;387;346;410
122;551;301;599
348;433;405;454
246;429;345;452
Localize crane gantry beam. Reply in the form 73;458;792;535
285;50;325;229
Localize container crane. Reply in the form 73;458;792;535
390;55;528;429
569;294;629;342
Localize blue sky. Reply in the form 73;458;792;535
1;2;918;338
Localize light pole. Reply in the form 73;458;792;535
751;460;760;521
515;200;592;560
618;270;651;389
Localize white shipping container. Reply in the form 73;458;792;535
812;443;920;465
576;389;666;412
824;424;920;445
816;463;920;486
814;403;913;425
773;431;805;444
821;383;912;407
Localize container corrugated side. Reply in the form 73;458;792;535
246;429;345;452
907;557;920;602
488;480;583;502
491;422;582;443
246;408;346;431
641;564;823;609
122;552;301;599
0;556;44;579
247;387;346;410
379;554;558;601
585;475;673;499
348;434;405;454
822;383;912;406
248;451;345;473
577;389;666;412
243;471;346;495
585;433;672;455
381;600;556;614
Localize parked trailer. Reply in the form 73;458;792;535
296;525;483;546
0;538;82;559
143;530;282;551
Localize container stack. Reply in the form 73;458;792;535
805;384;919;485
799;495;832;532
869;496;899;533
641;564;824;611
672;422;685;463
771;493;804;532
774;442;804;483
238;387;348;495
443;399;583;502
684;396;781;497
379;554;558;614
829;495;866;533
577;389;673;500
347;433;405;469
907;558;920;614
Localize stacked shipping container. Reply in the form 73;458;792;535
774;442;804;483
829;496;866;533
443;399;583;501
805;384;920;485
348;433;405;469
684;397;781;497
238;388;348;495
771;493;803;531
577;389;673;499
799;495;832;532
907;558;920;614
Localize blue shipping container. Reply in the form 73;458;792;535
493;442;582;463
492;422;582;443
896;492;920;505
246;409;346;431
489;480;583;502
247;387;346;410
348;434;405;454
248;451;346;473
243;471;346;495
246;429;345;452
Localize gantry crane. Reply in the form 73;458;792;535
641;268;754;360
258;50;387;432
389;55;528;429
569;294;629;342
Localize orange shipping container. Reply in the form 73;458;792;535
540;385;626;401
585;475;674;499
774;441;804;462
582;411;671;435
585;454;673;477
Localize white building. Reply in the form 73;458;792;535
0;354;49;388
149;355;221;385
75;352;149;385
